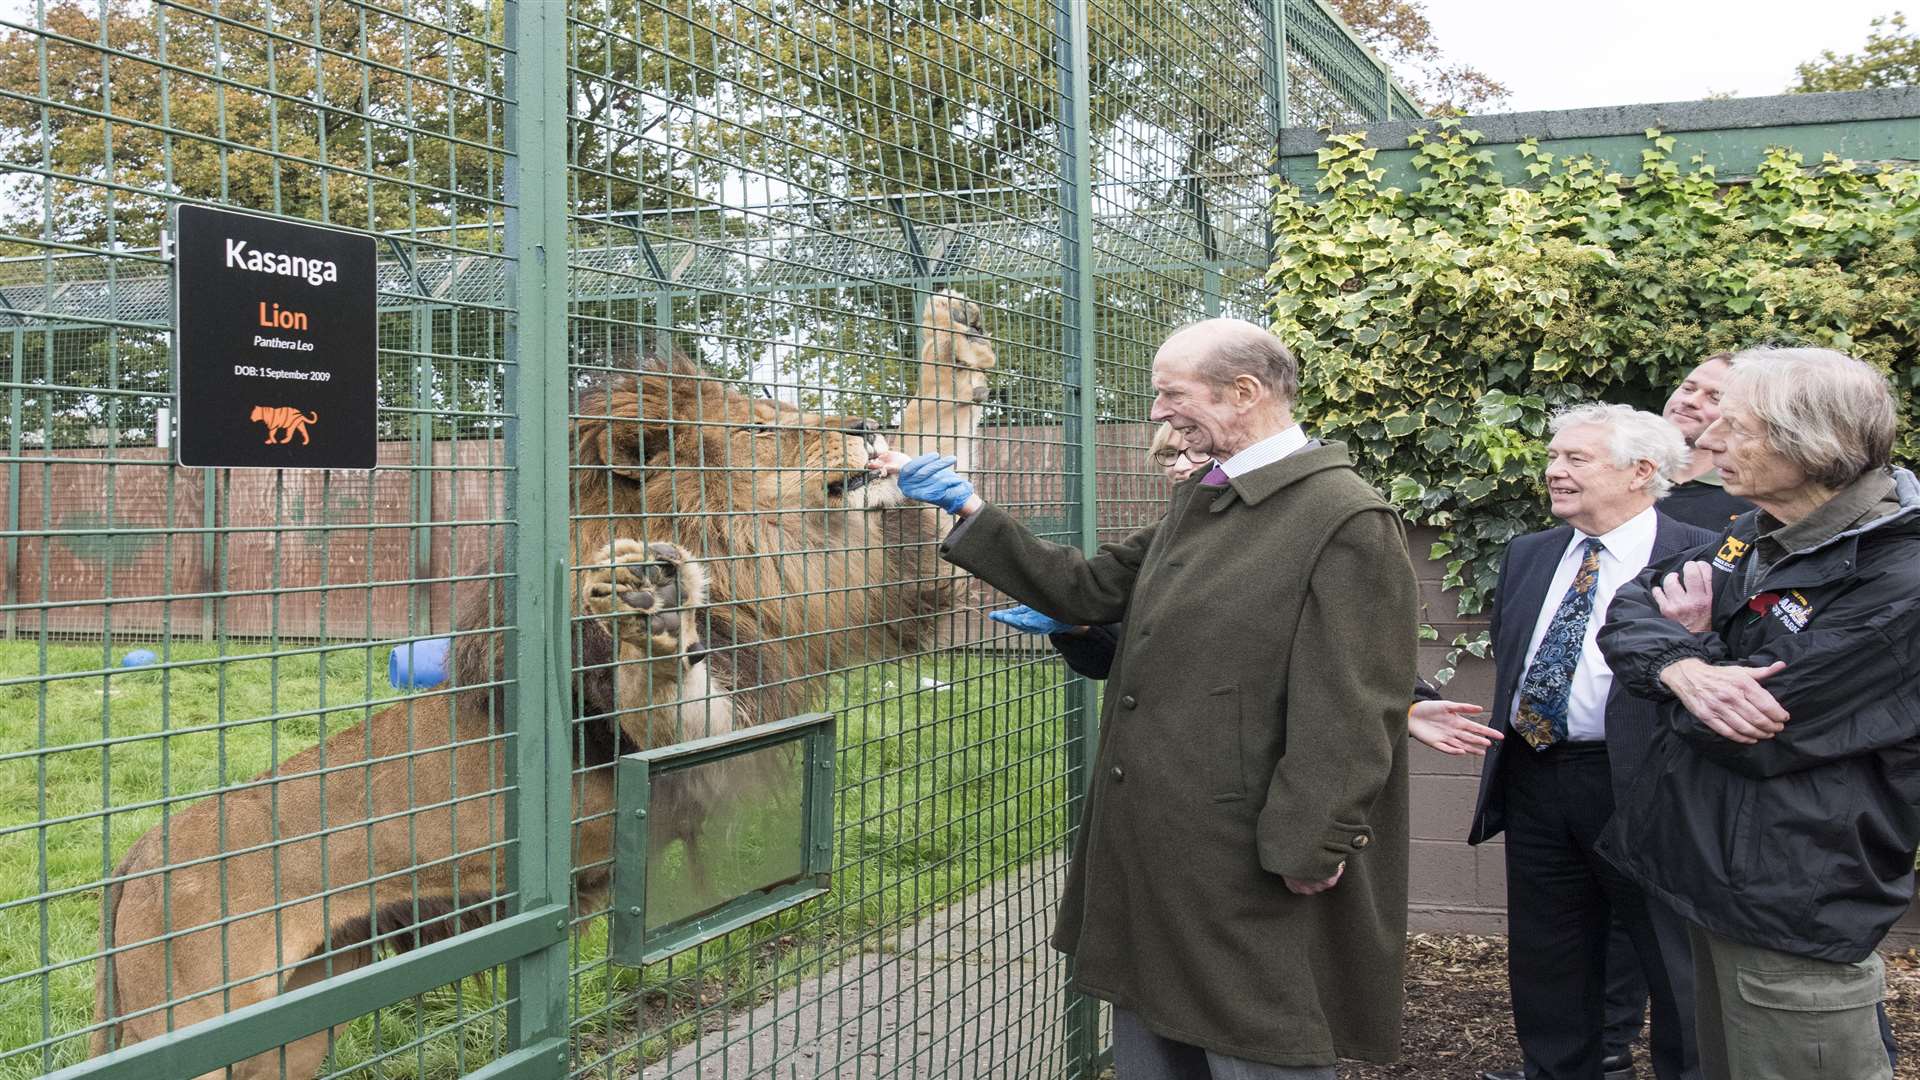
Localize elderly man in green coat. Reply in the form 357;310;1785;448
890;320;1419;1077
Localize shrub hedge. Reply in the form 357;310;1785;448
1266;121;1920;621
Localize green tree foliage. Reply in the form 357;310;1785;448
0;0;504;249
1792;12;1920;92
1267;122;1920;614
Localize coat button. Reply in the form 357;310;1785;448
1120;694;1137;709
1110;765;1125;782
1353;834;1370;848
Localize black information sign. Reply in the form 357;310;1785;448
174;205;377;469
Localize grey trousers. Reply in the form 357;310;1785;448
1688;923;1892;1080
1110;1008;1337;1080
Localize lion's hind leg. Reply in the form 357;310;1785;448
94;799;359;1080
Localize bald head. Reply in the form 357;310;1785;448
1149;320;1300;458
1160;319;1300;406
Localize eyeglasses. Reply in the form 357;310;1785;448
1151;448;1210;467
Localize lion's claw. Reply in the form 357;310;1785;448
582;539;704;656
924;290;995;372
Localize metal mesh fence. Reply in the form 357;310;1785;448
0;1;1409;1077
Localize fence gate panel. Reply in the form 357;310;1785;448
0;0;1408;1077
557;1;1084;1075
0;2;571;1077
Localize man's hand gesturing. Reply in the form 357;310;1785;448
1407;699;1500;756
1659;657;1789;743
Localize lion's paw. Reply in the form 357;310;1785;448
581;539;707;657
921;291;995;371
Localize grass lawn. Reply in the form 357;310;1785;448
0;639;1075;1079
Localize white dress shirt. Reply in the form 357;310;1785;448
1510;506;1659;742
1220;424;1309;478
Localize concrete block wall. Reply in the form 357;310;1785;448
1407;525;1507;934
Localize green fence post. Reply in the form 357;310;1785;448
504;0;574;1069
1263;0;1291;267
5;328;18;640
411;306;434;601
1267;0;1290;132
1056;0;1103;1075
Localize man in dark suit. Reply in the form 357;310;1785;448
1467;404;1717;1080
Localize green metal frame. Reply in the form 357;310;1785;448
500;0;576;1071
609;712;836;967
1055;0;1104;1072
45;907;568;1080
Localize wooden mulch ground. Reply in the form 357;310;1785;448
1340;934;1920;1079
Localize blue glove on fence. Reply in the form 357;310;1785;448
989;605;1075;636
897;453;975;515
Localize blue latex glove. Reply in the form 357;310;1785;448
990;605;1075;636
897;453;975;515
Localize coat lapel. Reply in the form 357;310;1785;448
1497;527;1571;703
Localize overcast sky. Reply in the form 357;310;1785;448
1415;0;1906;114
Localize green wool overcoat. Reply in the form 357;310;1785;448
941;441;1418;1067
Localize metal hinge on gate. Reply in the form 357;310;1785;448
610;712;836;966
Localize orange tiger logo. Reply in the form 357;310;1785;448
251;405;318;446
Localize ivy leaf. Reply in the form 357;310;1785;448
1383;412;1421;437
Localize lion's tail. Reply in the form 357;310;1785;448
302;411;318;424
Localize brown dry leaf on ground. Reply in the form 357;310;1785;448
1338;935;1920;1079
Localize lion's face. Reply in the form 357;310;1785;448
572;369;915;535
711;414;905;513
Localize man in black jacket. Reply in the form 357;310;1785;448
1466;404;1715;1080
1656;353;1753;532
1596;347;1920;1080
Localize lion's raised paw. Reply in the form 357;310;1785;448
580;539;707;657
921;291;995;371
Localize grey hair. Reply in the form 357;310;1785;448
1193;323;1300;405
1549;403;1691;499
1722;347;1895;489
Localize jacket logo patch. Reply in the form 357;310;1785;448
1712;535;1750;571
1749;589;1812;633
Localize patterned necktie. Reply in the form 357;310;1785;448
1200;463;1227;486
1513;538;1605;751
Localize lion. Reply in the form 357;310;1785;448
250;405;318;445
93;293;995;1079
